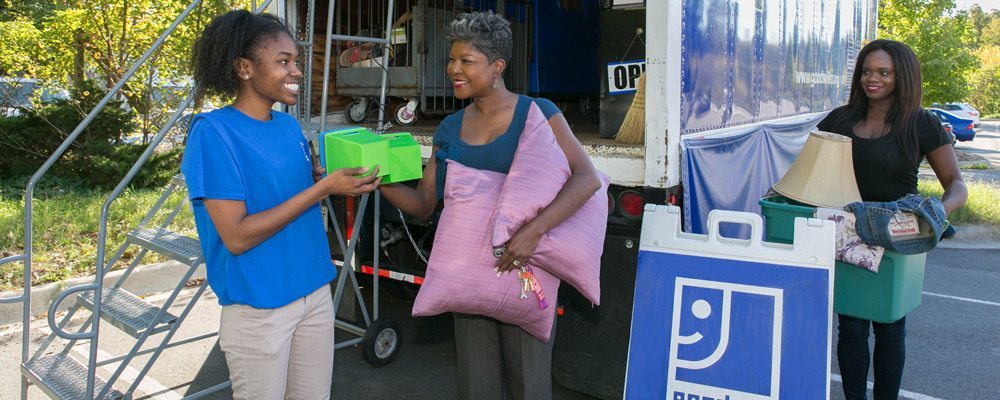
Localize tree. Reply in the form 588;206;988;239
878;0;977;104
1;0;252;141
962;5;1000;49
983;18;1000;47
968;46;1000;116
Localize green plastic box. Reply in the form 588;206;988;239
381;132;422;184
323;128;389;177
760;195;926;323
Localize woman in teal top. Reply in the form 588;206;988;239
379;11;601;400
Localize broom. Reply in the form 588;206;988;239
615;72;645;144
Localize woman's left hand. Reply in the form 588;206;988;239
495;224;544;274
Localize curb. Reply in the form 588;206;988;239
0;261;205;326
937;224;1000;250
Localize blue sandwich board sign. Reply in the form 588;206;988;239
625;205;835;400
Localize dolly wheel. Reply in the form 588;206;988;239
393;101;418;126
361;318;402;367
345;99;367;123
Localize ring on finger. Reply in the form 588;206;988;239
512;259;521;267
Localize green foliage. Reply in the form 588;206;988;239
968;66;1000;116
0;0;253;140
919;179;1000;226
983;19;1000;48
0;18;43;76
878;0;977;105
0;183;196;290
0;79;182;190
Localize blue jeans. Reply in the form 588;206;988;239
837;314;906;400
846;194;947;255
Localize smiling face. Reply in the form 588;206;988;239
859;49;896;103
447;40;503;99
237;33;302;107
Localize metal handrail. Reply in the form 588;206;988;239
45;284;99;340
0;254;26;304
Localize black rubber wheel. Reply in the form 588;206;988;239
361;318;402;367
393;101;418;126
345;99;367;123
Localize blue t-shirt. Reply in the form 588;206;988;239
180;106;335;308
433;95;561;199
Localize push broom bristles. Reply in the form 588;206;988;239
615;73;645;144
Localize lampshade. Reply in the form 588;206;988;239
772;130;862;208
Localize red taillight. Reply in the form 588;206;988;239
967;123;974;130
618;191;644;217
667;193;679;205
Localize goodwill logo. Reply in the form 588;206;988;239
668;278;782;400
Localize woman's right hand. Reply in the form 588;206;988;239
318;166;381;197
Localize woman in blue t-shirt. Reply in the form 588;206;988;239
379;11;601;400
182;10;379;400
817;39;966;400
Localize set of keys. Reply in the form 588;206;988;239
517;265;548;310
518;266;532;299
494;245;547;309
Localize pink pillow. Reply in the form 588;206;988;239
490;103;609;305
411;160;560;342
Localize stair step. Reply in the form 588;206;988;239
78;287;178;338
128;227;201;266
22;353;124;400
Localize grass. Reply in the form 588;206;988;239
918;179;1000;226
1;179;195;291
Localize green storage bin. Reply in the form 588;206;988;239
759;196;814;244
834;252;925;323
759;195;926;323
323;128;389;177
381;132;422;184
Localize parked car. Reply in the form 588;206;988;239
929;108;975;142
0;78;69;117
931;102;980;127
930;111;956;145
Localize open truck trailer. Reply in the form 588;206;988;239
285;0;877;398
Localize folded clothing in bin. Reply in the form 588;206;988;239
845;193;947;255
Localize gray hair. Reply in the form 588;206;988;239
445;11;512;64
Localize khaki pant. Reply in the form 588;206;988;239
219;285;336;400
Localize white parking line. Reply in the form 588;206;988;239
923;291;1000;307
70;345;182;400
831;373;944;400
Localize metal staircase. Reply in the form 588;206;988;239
0;1;276;398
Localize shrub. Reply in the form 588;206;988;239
0;79;180;191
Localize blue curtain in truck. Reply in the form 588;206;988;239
682;116;823;237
